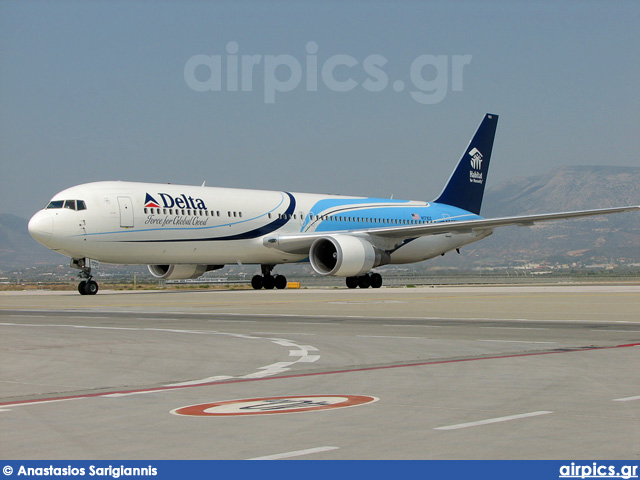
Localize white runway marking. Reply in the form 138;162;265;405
288;322;340;325
252;332;317;336
384;324;442;328
328;300;403;305
0;397;87;411
357;335;424;339
248;446;339;460
434;411;553;430
613;395;640;402
590;329;640;333
162;376;233;388
480;327;549;331
0;322;321;390
477;339;557;344
203;319;258;323
103;389;180;398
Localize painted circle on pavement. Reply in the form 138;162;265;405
171;395;378;417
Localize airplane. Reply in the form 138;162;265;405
28;113;639;295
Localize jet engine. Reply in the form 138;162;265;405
309;235;390;277
147;264;223;280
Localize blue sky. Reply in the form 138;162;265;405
1;1;639;219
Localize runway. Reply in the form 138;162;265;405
1;284;639;459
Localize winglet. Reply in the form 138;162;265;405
433;113;499;215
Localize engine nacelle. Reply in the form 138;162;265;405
147;264;223;280
309;235;390;277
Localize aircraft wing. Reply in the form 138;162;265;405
264;205;640;254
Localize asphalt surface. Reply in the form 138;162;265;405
1;285;639;459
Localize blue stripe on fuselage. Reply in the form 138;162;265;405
305;202;480;233
302;197;410;229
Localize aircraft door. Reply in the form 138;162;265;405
117;196;134;228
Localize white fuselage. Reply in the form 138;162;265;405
28;181;488;268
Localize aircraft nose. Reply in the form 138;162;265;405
28;211;54;245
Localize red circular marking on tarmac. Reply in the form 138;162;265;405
171;395;378;417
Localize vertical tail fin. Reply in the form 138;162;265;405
433;113;499;215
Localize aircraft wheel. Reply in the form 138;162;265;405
251;275;263;290
274;275;287;290
370;273;383;289
263;275;275;290
85;280;99;295
346;277;358;289
358;275;371;289
78;281;87;295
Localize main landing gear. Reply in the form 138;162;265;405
251;265;287;290
73;258;99;295
346;272;383;289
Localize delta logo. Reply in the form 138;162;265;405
144;193;207;210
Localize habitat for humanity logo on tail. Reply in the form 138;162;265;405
145;193;208;210
469;147;484;184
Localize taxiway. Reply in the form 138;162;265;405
1;284;639;459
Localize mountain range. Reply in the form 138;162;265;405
1;165;639;272
461;165;640;266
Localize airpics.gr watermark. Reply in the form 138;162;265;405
184;41;472;104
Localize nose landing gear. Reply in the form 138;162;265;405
72;258;99;295
78;279;99;295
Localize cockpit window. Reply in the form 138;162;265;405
46;199;86;210
46;200;64;209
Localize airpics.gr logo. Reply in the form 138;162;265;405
145;193;207;210
468;147;484;184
